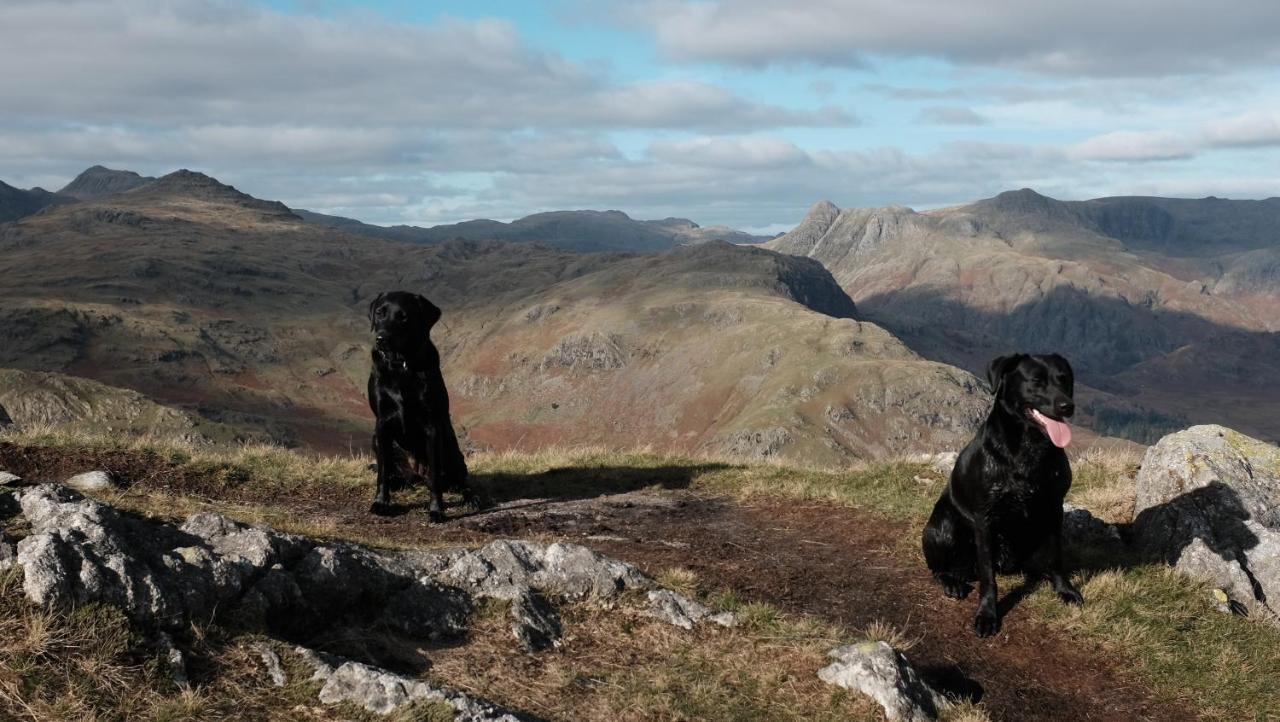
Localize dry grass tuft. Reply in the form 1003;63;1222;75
860;619;919;652
1067;444;1144;523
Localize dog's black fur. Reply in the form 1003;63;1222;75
367;291;470;520
922;353;1083;637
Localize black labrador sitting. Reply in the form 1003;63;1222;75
922;353;1083;637
367;291;472;520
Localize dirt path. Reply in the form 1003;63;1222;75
0;445;1195;721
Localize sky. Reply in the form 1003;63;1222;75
2;0;1279;232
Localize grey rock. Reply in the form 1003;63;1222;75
647;589;708;630
1133;425;1280;624
511;590;561;651
0;535;15;572
64;470;115;492
298;645;534;720
645;590;739;630
158;633;189;687
16;484;183;627
254;642;288;687
818;642;947;722
441;539;652;601
0;471;21;486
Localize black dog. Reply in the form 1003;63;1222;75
922;353;1083;637
367;291;471;520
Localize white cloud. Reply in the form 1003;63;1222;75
1202;111;1280;148
916;106;988;126
1068;130;1196;162
0;0;847;132
622;0;1280;77
647;136;813;169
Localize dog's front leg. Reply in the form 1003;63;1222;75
1045;521;1083;605
972;523;1001;637
370;425;394;516
424;431;446;523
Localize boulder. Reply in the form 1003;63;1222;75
64;470;116;492
0;471;20;486
1133;425;1280;623
818;641;947;722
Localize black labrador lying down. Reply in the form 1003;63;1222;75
367;291;473;520
922;353;1083;637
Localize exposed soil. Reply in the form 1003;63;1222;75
0;444;1196;722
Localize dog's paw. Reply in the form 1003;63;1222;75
369;501;393;516
1057;586;1084;606
973;608;1001;638
940;578;972;600
463;488;495;511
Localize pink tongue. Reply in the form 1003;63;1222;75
1030;409;1072;448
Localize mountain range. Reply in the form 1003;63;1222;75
767;189;1280;442
0;166;988;461
3;164;1277;452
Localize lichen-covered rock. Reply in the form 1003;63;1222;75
0;471;21;486
1133;425;1280;624
818;641;947;722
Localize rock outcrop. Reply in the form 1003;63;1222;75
1;483;743;715
1133;425;1280;623
818;641;948;722
295;645;533;720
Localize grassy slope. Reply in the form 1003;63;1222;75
1;428;1277;720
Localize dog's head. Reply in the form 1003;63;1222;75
368;291;442;352
987;353;1075;448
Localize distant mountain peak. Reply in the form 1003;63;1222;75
127;169;298;220
59;165;153;200
809;199;840;215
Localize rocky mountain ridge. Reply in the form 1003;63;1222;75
767;190;1280;443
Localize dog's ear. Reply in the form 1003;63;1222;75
414;294;442;330
368;292;386;331
986;354;1021;395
